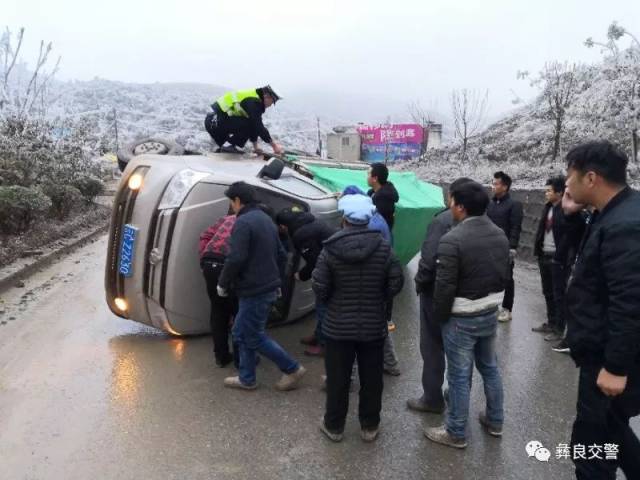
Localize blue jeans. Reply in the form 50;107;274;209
442;311;504;439
314;299;328;346
232;290;299;385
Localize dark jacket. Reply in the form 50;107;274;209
279;211;337;282
433;215;510;324
414;208;454;295
533;203;586;267
312;226;404;342
368;182;399;230
218;204;287;297
565;187;640;376
213;89;272;144
486;193;524;249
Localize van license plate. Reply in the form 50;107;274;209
118;224;138;277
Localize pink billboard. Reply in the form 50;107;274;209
357;124;425;163
357;124;424;145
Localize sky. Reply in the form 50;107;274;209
4;0;640;122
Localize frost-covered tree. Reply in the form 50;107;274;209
524;62;581;163
585;22;640;162
0;27;60;120
450;89;488;160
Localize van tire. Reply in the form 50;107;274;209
117;138;185;172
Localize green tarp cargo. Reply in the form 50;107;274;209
306;165;445;265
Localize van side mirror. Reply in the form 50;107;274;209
258;158;285;180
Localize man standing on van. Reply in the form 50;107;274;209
205;85;284;155
218;182;305;391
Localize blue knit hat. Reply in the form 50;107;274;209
338;194;375;225
342;185;366;196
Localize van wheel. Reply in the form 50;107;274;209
117;138;185;172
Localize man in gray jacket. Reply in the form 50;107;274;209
409;177;473;413
424;181;509;449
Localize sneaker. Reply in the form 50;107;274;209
361;427;379;442
275;365;307;391
223;376;257;390
478;413;503;437
407;397;445;414
387;321;396;332
304;345;325;357
300;334;318;346
532;322;553;333
497;309;512;323
424;425;467;449
552;339;571;353
319;421;343;442
383;364;401;376
544;331;563;342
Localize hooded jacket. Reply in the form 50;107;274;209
277;210;337;281
312;226;404;342
368;182;399;230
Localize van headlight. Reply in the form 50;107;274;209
158;169;209;210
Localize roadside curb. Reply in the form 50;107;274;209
0;222;109;296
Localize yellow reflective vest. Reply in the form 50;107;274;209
215;89;260;118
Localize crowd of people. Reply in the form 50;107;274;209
197;141;639;480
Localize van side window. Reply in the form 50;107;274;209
267;175;330;199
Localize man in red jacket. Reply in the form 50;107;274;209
199;214;238;367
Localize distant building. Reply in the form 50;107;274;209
326;122;443;163
426;123;443;150
326;126;362;162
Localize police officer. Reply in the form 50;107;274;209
204;85;284;155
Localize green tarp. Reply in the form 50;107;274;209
306;165;445;265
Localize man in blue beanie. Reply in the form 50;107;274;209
314;191;404;443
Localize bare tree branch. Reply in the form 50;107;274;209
450;88;488;160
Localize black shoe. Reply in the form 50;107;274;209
215;355;234;368
552;339;570;353
407;397;445;414
532;323;553;333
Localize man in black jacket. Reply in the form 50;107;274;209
486;171;523;322
276;208;337;356
313;193;404;443
218;182;305;391
532;176;565;337
204;85;284;155
367;163;399;231
424;181;509;449
563;141;640;479
532;176;587;343
408;177;473;414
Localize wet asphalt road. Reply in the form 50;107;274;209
0;236;637;480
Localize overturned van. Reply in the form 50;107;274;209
104;152;341;335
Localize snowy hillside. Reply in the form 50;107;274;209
401;46;640;187
48;79;334;154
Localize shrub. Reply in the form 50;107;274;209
73;176;105;204
0;186;52;234
42;183;83;220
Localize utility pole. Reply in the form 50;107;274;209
113;107;119;152
316;116;322;156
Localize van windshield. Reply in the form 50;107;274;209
267;175;330;199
